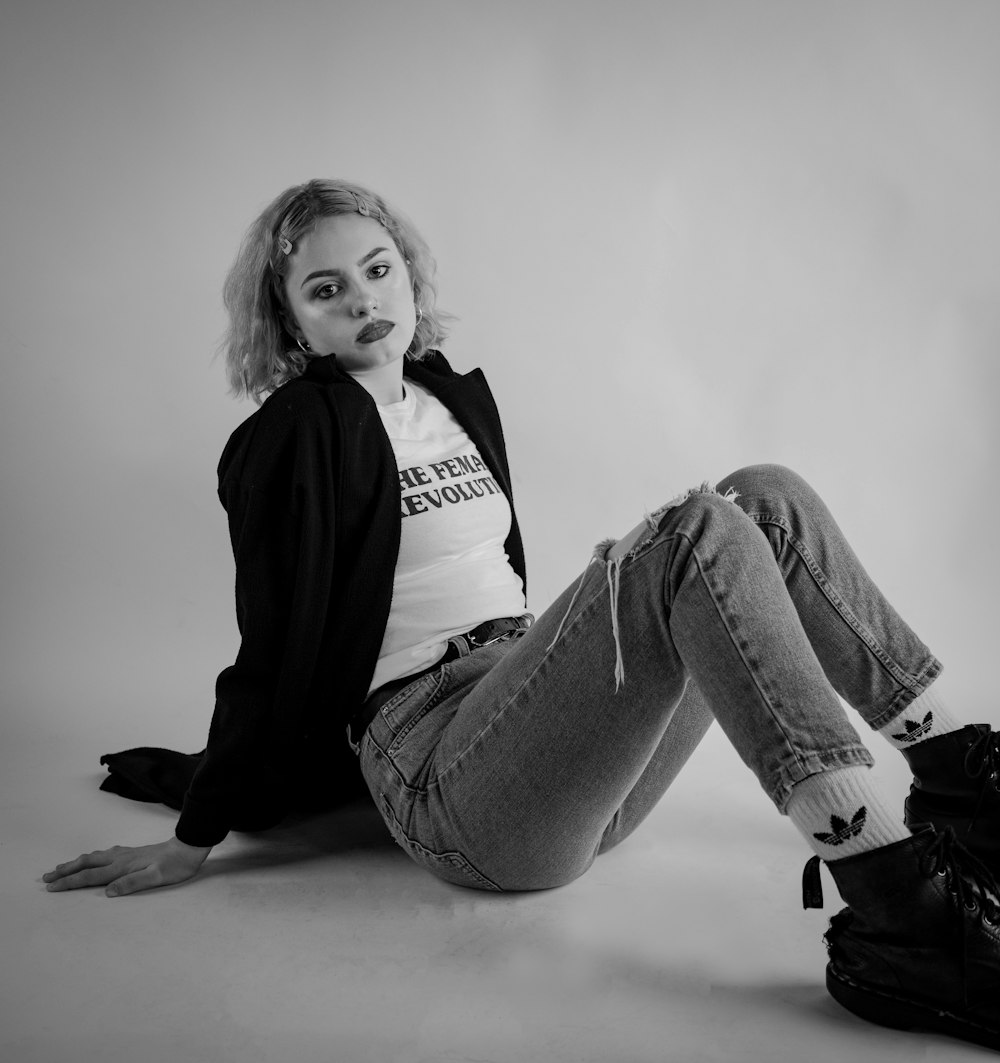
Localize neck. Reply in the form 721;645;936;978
347;361;405;405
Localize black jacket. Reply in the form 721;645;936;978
101;353;525;847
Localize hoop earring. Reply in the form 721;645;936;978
296;336;311;353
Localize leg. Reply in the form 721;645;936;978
719;464;941;729
711;468;1000;867
356;478;1000;1051
580;462;942;859
361;488;876;888
596;679;714;854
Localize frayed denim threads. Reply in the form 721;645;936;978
547;482;741;691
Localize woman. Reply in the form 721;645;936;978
44;180;1000;1051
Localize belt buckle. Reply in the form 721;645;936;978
466;616;529;650
465;627;498;650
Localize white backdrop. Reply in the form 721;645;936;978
2;0;998;780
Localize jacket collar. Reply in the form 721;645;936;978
405;358;511;504
301;349;455;388
301;352;511;502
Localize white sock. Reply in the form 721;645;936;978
876;685;964;750
786;766;911;862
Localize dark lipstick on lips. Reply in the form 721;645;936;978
356;320;395;344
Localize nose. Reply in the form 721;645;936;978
352;287;377;317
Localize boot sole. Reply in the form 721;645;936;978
827;963;1000;1051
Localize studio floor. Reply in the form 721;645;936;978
4;715;993;1063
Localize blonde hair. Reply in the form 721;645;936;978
221;179;451;402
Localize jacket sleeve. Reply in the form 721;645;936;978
174;414;334;846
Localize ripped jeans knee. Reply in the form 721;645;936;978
546;481;741;692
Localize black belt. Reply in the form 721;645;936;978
349;614;532;746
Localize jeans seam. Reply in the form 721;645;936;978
770;745;876;812
687;533;816;789
874;657;944;730
746;511;934;698
385;670;450;756
429;556;646;787
378;792;503;891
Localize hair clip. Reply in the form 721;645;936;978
277;235;293;255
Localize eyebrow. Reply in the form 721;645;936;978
300;246;390;288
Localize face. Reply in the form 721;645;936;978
282;213;417;376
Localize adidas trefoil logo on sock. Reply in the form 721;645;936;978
892;711;933;743
813;807;867;846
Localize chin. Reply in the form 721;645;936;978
344;349;407;373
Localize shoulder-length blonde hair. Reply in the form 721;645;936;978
221;179;451;402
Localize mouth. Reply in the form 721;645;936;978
356;320;395;344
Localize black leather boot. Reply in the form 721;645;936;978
902;724;1000;876
811;827;1000;1051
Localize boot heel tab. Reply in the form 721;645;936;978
803;854;825;909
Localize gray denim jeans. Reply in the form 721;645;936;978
355;464;942;892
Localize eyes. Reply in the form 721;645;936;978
312;262;391;301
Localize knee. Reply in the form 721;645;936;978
719;463;819;512
672;483;751;526
654;483;757;548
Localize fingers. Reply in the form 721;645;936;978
107;869;160;897
43;839;205;896
44;846;122;877
43;850;118;890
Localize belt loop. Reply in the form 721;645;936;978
447;634;472;659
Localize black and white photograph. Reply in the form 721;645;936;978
3;1;999;1060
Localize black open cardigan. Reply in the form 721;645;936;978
100;352;526;847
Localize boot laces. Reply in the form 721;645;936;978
963;728;1000;832
965;727;1000;785
921;826;1000;926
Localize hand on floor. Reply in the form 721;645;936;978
42;837;212;897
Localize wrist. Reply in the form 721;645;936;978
171;835;213;856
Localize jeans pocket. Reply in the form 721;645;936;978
377;792;502;891
379;669;448;748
